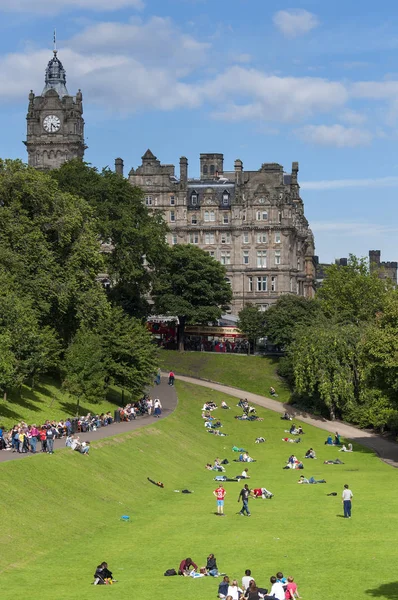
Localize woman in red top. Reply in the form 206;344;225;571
39;428;47;453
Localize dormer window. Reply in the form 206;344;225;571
191;191;198;206
222;190;230;205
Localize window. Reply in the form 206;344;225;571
297;258;301;271
203;165;208;175
171;234;178;245
145;195;152;206
170;195;175;205
243;232;249;244
248;276;253;292
259;304;268;312
223;214;229;224
222;191;230;205
257;276;268;292
275;250;281;265
290;277;294;292
243;250;249;265
170;211;175;222
221;232;231;244
257;250;267;268
208;250;216;258
191;191;198;205
204;210;215;222
275;231;281;243
189;233;199;244
256;211;268;221
271;276;277;292
191;214;197;224
205;233;215;245
278;210;282;223
220;251;231;265
242;212;246;221
210;165;215;175
257;232;267;244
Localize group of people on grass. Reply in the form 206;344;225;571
218;571;301;600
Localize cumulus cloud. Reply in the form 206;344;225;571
301;176;398;191
340;109;367;126
273;9;319;38
206;68;347;122
0;0;144;12
295;124;372;147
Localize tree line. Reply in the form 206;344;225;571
238;256;398;433
0;159;231;405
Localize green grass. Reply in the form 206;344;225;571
161;349;291;402
0;375;129;430
0;381;397;600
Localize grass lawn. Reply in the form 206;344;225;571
0;375;128;430
0;380;396;600
161;349;291;402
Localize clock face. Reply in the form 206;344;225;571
43;115;61;133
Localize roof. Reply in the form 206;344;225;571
42;51;69;98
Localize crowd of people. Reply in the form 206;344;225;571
0;394;161;454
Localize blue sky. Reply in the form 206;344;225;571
0;0;397;263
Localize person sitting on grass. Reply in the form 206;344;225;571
206;553;219;577
334;432;342;446
178;557;198;576
221;401;230;409
270;387;278;397
325;434;334;445
285;576;301;599
339;443;353;452
269;576;285;600
243;579;264;600
228;579;243;600
218;576;230;599
80;441;90;455
304;448;316;459
281;412;292;420
93;562;116;585
240;468;250;479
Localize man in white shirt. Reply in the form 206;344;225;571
242;569;253;591
342;484;353;518
269;576;285;600
241;468;249;479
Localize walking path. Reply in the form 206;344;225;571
175;374;398;468
0;378;177;464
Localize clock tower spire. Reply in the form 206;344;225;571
24;37;86;169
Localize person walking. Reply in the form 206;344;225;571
155;368;161;385
238;483;251;516
342;484;353;518
153;398;162;418
213;485;226;516
168;371;175;386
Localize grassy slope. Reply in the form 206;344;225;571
161;349;291;402
0;376;129;430
0;381;397;600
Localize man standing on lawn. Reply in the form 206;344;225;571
213;485;226;516
238;483;252;516
342;484;353;518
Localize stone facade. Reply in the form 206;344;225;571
24;50;85;170
369;250;397;284
127;151;316;314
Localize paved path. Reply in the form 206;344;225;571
175;374;398;468
0;378;177;464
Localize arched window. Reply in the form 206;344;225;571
191;190;198;205
210;165;215;175
203;165;208;175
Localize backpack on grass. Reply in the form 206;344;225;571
164;569;177;576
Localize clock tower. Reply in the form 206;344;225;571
24;46;86;169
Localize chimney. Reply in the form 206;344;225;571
291;161;299;184
234;159;243;185
115;157;124;176
180;156;188;185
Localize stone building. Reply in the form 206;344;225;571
369;250;397;284
125;151;316;314
24;48;85;169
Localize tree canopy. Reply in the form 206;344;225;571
264;295;322;348
152;244;232;351
237;304;266;353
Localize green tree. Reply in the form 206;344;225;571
0;333;17;399
317;255;389;323
63;329;107;408
152;245;232;351
237;304;266;354
290;322;361;420
100;307;159;398
265;295;322;348
51;160;169;317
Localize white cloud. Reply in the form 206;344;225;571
273;9;319;38
0;0;143;12
340;109;367;126
205;68;347;122
311;221;398;236
301;176;398;191
296;124;372;147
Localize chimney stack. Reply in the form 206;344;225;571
180;156;188;185
115;157;124;177
234;159;243;185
